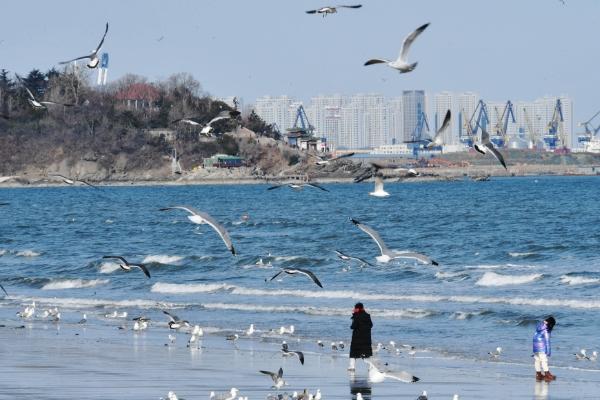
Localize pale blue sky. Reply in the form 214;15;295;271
1;0;598;126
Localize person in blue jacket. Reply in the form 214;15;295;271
532;316;556;382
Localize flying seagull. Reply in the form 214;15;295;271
281;342;305;365
159;206;236;255
267;268;323;288
0;283;7;296
309;152;355;166
101;256;151;278
267;182;329;192
16;75;74;109
350;218;438;265
200;110;241;136
364;359;419;383
473;128;508;170
259;367;286;389
405;110;451;149
365;23;430;73
59;22;109;68
163;310;190;330
170;117;202;126
354;162;418;184
306;4;362;17
48;173;98;188
334;250;374;267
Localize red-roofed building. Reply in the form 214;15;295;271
115;83;160;110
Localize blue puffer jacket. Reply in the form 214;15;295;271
532;321;551;356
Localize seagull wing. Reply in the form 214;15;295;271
485;143;507;170
334;250;350;260
277;367;283;379
59;55;93;64
481;127;491;144
163;310;179;322
16;75;37;101
429;109;451;147
102;255;129;265
294;268;323;288
329;152;355;161
398;23;430;63
94;22;109;53
259;370;279;382
267;184;285;191
293;351;305;365
39;101;75;107
268;270;286;282
306;9;318;14
0;283;7;296
351;255;374;267
383;370;420;383
364;59;388;66
350;218;390;256
76;179;99;189
338;4;362;9
305;182;329;192
131;263;151;278
393;251;438;266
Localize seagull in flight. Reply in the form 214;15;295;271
306;4;362;17
309;152;355;166
473;128;508;170
59;22;109;68
170;117;202;126
0;283;7;296
260;367;286;389
267;268;323;288
365;23;430;73
163;310;191;330
350;218;438;265
160;206;236;255
16;75;74;109
281;342;305;365
364;359;419;383
48;173;98;188
101;256;151;278
267;182;329;192
200;110;241;136
334;250;374;268
405;110;451;149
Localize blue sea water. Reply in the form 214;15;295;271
1;176;599;369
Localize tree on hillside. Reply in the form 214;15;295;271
0;69;15;116
244;110;280;139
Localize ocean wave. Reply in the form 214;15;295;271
508;252;536;257
450;310;488;320
42;279;109;290
0;249;6;256
12;295;174;309
476;272;542;287
142;255;183;264
149;282;600;310
99;262;121;274
560;275;600;286
202;302;435;319
16;250;41;257
435;271;469;281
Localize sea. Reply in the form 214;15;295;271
1;176;599;370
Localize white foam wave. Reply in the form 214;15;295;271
142;255;183;264
202;303;434;319
435;271;468;281
12;295;175;309
99;262;121;274
450;311;485;320
476;272;542;287
560;275;600;286
0;249;6;256
16;250;40;257
151;283;600;310
151;282;234;294
462;264;503;270
508;252;536;257
42;279;109;290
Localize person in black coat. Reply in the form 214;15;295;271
348;302;373;371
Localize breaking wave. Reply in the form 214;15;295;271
41;279;109;290
142;255;183;264
560;275;600;286
476;272;542;287
16;250;41;257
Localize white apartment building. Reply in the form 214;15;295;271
433;91;456;145
457;92;478;139
253;96;296;132
403;90;428;142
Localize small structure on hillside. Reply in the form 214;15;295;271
115;83;160;110
203;154;243;168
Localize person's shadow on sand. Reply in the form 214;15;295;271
349;375;372;400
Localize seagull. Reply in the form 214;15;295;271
245;324;255;336
452;396;459;400
200;110;241;136
267;182;329;192
405;110;451;149
364;360;419;383
364;23;430;73
267;268;323;288
574;349;588;360
350;218;438;265
170;117;202;126
17;302;35;319
101;256;151;278
168;334;177;344
309;152;355;165
335;250;374;267
306;4;362;17
191;325;204;336
163;310;190;330
279;325;295;335
48;173;98;188
338;341;345;350
281;342;305;365
78;314;87;324
417;391;428;400
588;351;598;361
488;347;502;359
104;310;127;319
210;388;239;400
226;333;239;342
473;128;508;170
0;283;7;296
317;340;324;348
354;162;418;184
16;75;74;109
59;22;109;68
331;342;339;351
356;394;364;400
159;206;236;255
370;175;389;197
260;367;286;389
133;320;148;331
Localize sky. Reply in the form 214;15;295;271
1;0;599;128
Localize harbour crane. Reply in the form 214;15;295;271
491;101;516;147
466;100;490;142
545;99;565;150
291;105;314;136
578;110;600;144
522;107;538;149
410;109;430;156
459;107;474;145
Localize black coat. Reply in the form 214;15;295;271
350;310;373;358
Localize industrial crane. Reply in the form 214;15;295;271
466;100;490;142
522;107;537;149
492;101;516;147
291;105;314;136
410;109;430;157
545;99;564;150
578;110;600;144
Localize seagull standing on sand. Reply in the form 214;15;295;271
267;268;323;288
17;302;35;319
364;23;430;73
306;4;362;16
210;389;239;400
364;360;419;383
160;206;236;255
473;128;508;170
350;218;439;265
260;368;286;389
488;347;502;359
417;391;428;400
405;110;451;149
59;22;109;68
245;324;255;336
102;256;151;278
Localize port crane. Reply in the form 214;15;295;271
291;105;314;136
522;107;538;148
491;101;516;147
545;99;564;150
578;110;600;144
410;109;430;156
465;100;490;146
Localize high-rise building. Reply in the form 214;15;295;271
457;92;478;140
253;96;296;132
387;98;403;145
339;102;363;149
433;91;455;145
307;95;346;145
403;90;427;142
